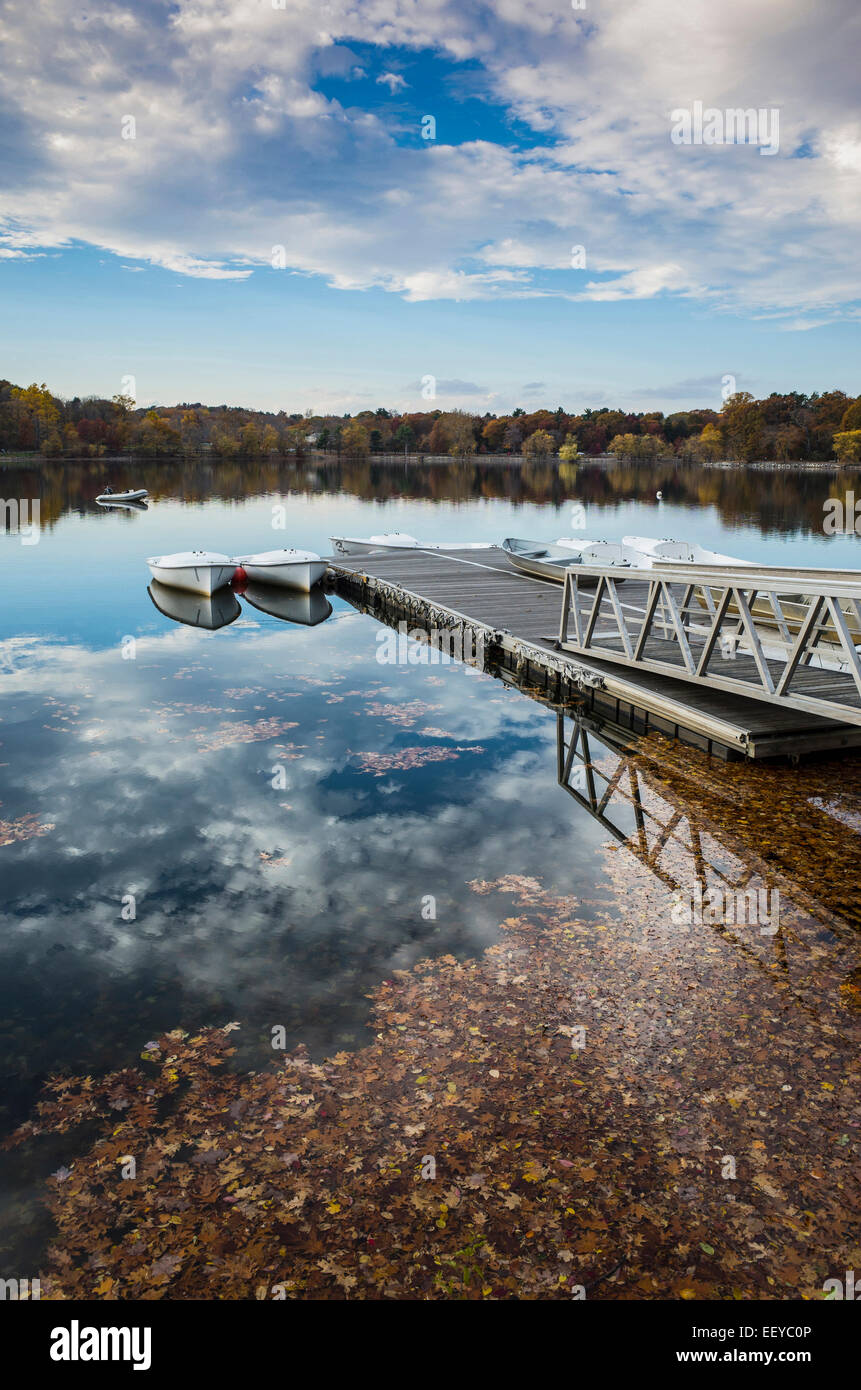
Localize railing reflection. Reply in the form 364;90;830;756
555;704;860;1020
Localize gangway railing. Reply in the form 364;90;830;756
558;561;861;726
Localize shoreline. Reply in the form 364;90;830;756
0;451;853;471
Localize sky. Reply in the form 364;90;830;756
1;0;860;415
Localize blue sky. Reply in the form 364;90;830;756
1;0;860;415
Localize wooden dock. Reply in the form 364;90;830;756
326;548;861;761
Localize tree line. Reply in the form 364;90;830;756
2;379;860;463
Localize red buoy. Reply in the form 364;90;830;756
232;565;248;590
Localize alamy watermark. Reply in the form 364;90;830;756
1;498;40;545
823;492;861;535
670;885;779;934
376;620;485;667
824;1270;858;1299
50;1323;151;1370
0;1277;40;1300
671;102;779;156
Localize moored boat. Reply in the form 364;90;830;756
146;551;235;596
147;580;241;631
556;539;648;566
502;537;635;583
621;535;757;566
329;533;496;556
96;488;148;503
622;536;861;648
234;548;326;592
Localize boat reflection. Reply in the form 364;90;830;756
242;581;333;627
147;580;241;630
96;499;149;512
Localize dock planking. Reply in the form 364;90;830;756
326;547;861;761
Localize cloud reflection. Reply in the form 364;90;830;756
0;609;607;1096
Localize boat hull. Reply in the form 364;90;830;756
622;535;757;567
330;537;382;556
239;559;326;591
97;489;148;503
147;561;235;596
502;539;628;586
329;534;496;556
504;547;580;584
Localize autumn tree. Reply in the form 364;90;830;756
503;419;524;453
839;397;861;433
62;422;81;453
481;418;506;452
10;382;59;449
239;421;261;454
341;420;370;457
692;423;724;462
425;412;475;456
609;433;660;460
773;425;805;461
720;392;764;462
137;410;181;455
833;430;861;463
523;429;555;458
179;410;203;451
447;411;477;457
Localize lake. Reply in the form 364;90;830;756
1;456;859;1295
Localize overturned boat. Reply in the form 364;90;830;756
330;533;496;557
621;535;758;566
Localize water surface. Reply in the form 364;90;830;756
1;457;859;1285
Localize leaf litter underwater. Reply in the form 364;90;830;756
1;608;860;1299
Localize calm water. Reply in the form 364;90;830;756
2;456;860;1271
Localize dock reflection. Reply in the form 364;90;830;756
554;702;861;1021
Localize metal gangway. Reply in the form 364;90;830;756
557;561;861;726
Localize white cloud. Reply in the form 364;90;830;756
0;0;858;323
579;263;699;303
376;71;408;93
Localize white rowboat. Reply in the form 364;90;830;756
502;538;635;584
330;533;496;557
621;535;758;566
146;551;235;596
97;489;148;503
235;549;326;592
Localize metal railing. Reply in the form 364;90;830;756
558;561;861;726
